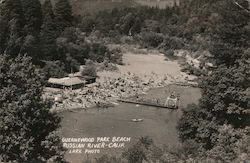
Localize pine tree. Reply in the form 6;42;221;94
0;55;67;163
54;0;73;32
21;0;43;35
0;16;8;53
18;0;43;61
0;0;25;23
43;0;55;18
0;0;25;57
40;0;58;60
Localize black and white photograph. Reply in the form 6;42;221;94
0;0;249;162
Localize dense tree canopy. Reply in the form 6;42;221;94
177;1;250;162
0;16;8;53
21;0;43;35
0;0;25;57
54;0;73;32
0;55;66;162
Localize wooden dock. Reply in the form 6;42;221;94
118;99;177;109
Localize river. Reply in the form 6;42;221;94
59;85;201;163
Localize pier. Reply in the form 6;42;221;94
118;98;178;109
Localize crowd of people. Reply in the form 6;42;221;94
46;72;180;112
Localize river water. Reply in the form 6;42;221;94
59;85;201;163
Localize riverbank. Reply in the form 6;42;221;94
45;51;196;112
47;72;172;112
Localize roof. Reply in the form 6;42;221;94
81;76;96;80
68;71;97;79
48;77;86;86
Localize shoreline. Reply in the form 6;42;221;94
49;81;198;113
47;73;173;112
45;52;197;112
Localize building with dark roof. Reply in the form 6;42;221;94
48;76;96;89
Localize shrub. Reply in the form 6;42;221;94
159;36;185;51
163;49;175;59
181;62;207;76
42;60;67;78
140;32;164;48
80;59;97;77
89;43;109;63
107;48;123;65
95;155;123;163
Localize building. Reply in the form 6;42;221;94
48;76;96;90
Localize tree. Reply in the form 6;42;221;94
80;16;96;33
0;0;25;57
178;55;250;151
131;17;142;34
95;155;123;163
178;0;250;152
21;0;43;36
119;13;134;35
21;34;42;63
200;58;250;126
54;0;73;32
0;0;25;24
42;0;55;18
16;0;42;61
205;125;250;163
42;60;67;78
0;16;8;53
88;43;109;63
40;0;58;61
208;0;250;66
177;104;220;150
80;59;97;77
140;32;164;48
0;55;67;163
122;145;146;163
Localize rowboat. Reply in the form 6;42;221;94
131;118;143;122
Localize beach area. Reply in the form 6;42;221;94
44;49;197;112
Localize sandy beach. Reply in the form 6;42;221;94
98;52;194;82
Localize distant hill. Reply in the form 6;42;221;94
71;0;138;15
41;0;137;15
41;0;177;16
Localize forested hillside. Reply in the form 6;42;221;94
40;0;178;15
0;0;249;162
40;0;137;15
0;0;123;78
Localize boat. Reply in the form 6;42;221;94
131;118;143;122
